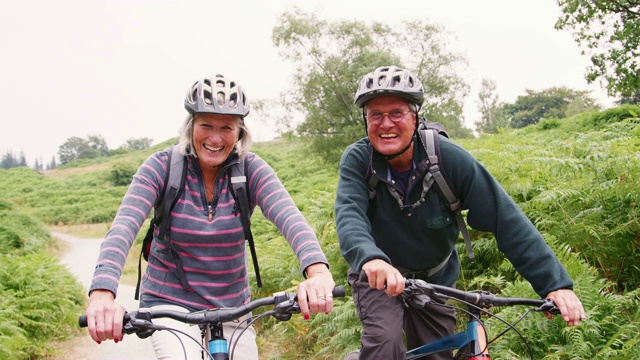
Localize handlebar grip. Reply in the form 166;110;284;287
332;286;346;298
78;315;88;328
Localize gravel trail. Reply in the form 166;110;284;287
54;232;155;360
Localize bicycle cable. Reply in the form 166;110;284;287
437;294;536;360
154;326;211;360
486;309;534;347
228;311;273;360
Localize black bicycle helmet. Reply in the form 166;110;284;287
354;66;424;109
184;74;250;117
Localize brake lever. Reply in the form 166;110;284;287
124;310;166;338
536;299;561;315
271;292;300;321
401;280;437;309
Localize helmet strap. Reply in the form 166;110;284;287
362;108;369;135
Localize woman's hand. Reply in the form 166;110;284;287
297;263;336;320
85;289;127;343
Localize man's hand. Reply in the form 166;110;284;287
362;259;405;296
545;288;586;326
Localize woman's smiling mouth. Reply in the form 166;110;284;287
204;144;224;152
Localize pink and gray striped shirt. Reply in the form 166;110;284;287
89;149;328;311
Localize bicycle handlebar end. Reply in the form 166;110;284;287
332;286;346;298
78;315;88;328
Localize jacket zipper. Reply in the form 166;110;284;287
194;159;238;223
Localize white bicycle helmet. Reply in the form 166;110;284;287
184;74;250;117
354;66;424;109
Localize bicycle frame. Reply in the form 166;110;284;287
406;306;489;360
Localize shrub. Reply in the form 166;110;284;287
109;161;137;186
539;118;561;130
0;204;85;359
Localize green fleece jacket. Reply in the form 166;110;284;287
334;134;573;298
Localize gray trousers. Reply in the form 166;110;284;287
348;268;456;360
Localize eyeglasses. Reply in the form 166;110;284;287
365;110;413;124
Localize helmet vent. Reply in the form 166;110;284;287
391;75;401;86
203;90;213;105
229;93;238;107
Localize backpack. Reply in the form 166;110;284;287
134;145;262;300
365;119;475;269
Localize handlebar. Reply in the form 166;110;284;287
79;286;346;332
403;279;559;314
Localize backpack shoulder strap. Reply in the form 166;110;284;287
135;145;188;300
365;146;379;200
158;146;191;291
419;129;475;260
157;145;187;240
229;156;263;288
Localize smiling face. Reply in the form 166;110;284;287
192;113;241;170
365;96;417;170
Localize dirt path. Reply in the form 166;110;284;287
54;232;155;360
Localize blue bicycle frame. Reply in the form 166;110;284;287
406;314;489;360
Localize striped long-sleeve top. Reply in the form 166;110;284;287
89;148;328;311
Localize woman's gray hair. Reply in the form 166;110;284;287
176;114;253;159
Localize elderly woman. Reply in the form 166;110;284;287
85;73;335;359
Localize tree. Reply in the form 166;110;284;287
555;0;640;99
504;87;599;128
87;134;110;157
272;8;472;164
615;89;640;105
58;136;99;164
57;134;113;165
124;137;153;150
0;150;27;169
47;155;57;170
475;79;508;134
33;157;43;172
17;151;27;167
1;150;18;169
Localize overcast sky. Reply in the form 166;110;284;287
0;0;615;166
